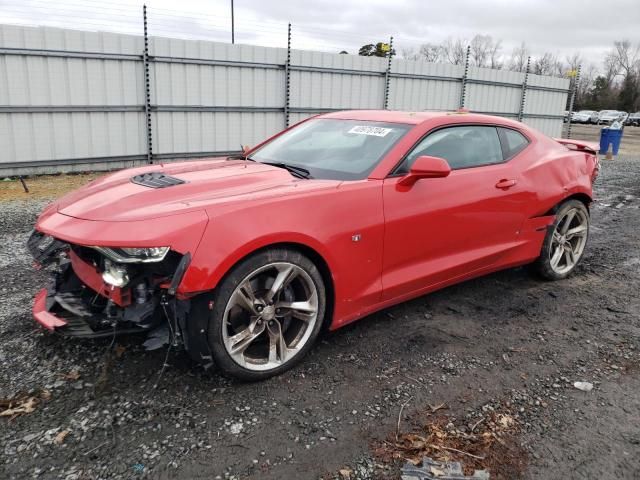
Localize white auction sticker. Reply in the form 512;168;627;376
348;125;393;137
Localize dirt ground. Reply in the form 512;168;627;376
1;158;640;480
561;123;640;157
0;174;101;202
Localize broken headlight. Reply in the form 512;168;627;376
27;230;69;267
91;246;170;264
102;259;130;287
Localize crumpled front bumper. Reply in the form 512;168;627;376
31;279;149;338
32;287;67;331
27;227;199;346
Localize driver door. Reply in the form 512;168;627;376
381;124;529;301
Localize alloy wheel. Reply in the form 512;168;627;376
221;262;319;371
549;207;589;275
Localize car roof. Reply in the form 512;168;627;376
319;109;525;128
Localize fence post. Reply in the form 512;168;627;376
566;64;581;139
142;5;153;164
383;36;393;110
284;23;291;128
459;45;471;109
518;56;531;122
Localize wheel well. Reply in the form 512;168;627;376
546;193;592;215
226;242;335;330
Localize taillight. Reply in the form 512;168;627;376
590;155;600;183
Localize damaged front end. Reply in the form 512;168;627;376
28;230;192;351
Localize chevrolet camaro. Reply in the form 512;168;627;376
29;111;600;380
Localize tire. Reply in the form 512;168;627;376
532;199;590;280
206;248;326;381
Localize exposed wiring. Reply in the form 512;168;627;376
152;299;177;390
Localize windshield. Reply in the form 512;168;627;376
578;111;594;115
601;110;617;115
250;119;411;180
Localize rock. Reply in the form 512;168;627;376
22;433;40;443
228;422;243;434
573;382;593;392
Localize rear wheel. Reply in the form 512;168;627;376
207;248;326;381
533;199;590;280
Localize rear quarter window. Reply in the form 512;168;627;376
499;128;530;159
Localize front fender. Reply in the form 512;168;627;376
179;231;337;294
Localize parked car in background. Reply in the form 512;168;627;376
598;110;625;125
571;110;597;124
625;112;640;126
28;111;601;380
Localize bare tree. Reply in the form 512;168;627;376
489;39;503;69
401;47;419;61
506;42;530;72
441;37;467;65
553;59;566;77
532;52;558;76
469;35;493;67
418;43;443;63
576;63;597;105
565;52;583;73
603;51;620;85
613;40;640;76
465;35;503;69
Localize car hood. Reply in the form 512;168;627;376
56;159;339;222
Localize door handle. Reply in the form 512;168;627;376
495;179;517;189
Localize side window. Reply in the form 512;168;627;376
399;125;503;172
499;128;529;159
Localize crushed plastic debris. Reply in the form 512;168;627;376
401;457;489;479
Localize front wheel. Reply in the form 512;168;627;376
532;200;590;280
207;248;326;381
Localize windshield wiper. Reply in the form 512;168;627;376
227;153;255;161
262;162;312;179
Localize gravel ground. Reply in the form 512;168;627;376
1;158;639;480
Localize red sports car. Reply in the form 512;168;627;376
29;111;599;380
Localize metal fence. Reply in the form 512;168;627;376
0;20;571;176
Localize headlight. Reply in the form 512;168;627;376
102;259;130;287
91;246;170;263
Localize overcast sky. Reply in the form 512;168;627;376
2;0;639;68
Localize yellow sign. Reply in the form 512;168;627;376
380;43;391;53
567;69;578;78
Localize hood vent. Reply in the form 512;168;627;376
131;172;186;188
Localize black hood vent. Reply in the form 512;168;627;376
131;172;186;188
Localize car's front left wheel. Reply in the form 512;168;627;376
207;248;326;381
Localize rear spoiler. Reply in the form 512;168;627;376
554;138;599;154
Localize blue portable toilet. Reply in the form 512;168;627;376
599;124;623;155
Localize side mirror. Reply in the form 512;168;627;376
242;145;251;155
398;155;451;186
